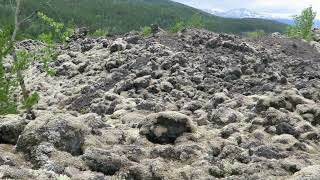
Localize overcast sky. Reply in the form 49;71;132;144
172;0;320;18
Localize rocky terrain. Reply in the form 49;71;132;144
1;29;320;179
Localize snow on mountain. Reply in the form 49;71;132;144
205;8;320;27
202;8;224;15
208;8;288;19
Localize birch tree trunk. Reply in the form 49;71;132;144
11;0;29;101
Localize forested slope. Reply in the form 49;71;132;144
0;0;287;37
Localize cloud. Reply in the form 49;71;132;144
173;0;320;18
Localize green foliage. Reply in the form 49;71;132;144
22;92;39;109
170;13;204;33
0;27;18;115
170;21;186;33
188;13;204;29
37;12;74;43
141;26;152;37
246;30;266;39
0;27;13;57
91;29;108;37
37;12;64;33
287;6;317;41
37;12;71;75
0;0;287;37
38;45;58;76
13;50;32;73
38;33;54;44
0;12;69;115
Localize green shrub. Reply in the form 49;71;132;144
141;26;152;37
169;13;204;33
188;13;204;29
37;12;74;43
170;21;186;33
246;30;266;39
287;6;317;41
91;29;108;37
37;12;72;76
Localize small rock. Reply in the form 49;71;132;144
120;113;145;128
209;108;243;126
182;101;203;112
252;145;287;159
160;81;174;92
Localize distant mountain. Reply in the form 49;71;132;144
210;8;273;19
205;8;320;28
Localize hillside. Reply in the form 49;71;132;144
0;0;287;37
1;28;320;179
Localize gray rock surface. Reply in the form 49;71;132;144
1;28;320;179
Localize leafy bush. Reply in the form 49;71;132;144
169;13;204;33
246;30;266;39
170;21;186;33
141;26;152;37
188;13;204;29
37;12;74;43
91;29;108;37
37;12;72;76
287;7;317;41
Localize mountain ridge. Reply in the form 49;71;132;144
204;8;320;27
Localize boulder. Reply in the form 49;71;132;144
82;147;124;175
16;113;89;157
292;165;320;180
120;113;145;128
160;81;174;92
182;101;203;112
133;75;151;89
64;167;107;180
252;145;287;159
0;144;24;167
0;115;28;144
0;165;58;180
296;104;320;125
139;111;196;144
109;38;128;53
209;108;243;126
206;37;221;48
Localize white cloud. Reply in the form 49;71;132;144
173;0;320;18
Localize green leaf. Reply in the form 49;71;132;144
13;50;32;72
22;92;40;109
